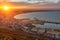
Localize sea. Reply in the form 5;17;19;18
14;11;60;30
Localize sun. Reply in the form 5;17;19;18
3;6;10;10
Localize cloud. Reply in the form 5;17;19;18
9;0;27;2
45;0;59;3
6;0;60;3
